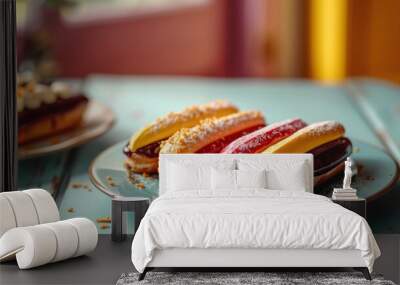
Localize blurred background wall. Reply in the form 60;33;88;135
16;0;400;84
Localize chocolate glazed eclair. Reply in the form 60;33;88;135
263;121;352;186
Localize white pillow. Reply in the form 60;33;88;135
269;161;309;191
237;160;309;191
211;168;236;190
167;163;210;191
166;159;236;192
211;169;267;190
236;169;267;189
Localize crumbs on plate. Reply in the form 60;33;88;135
357;163;375;181
71;182;92;192
364;175;375;181
127;174;137;184
71;183;81;189
96;216;111;223
106;176;118;187
136;183;145;189
127;173;151;190
99;223;110;229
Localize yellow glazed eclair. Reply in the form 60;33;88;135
128;100;238;152
124;100;239;173
263;121;345;154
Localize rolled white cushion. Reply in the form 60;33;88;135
0;192;39;227
0;196;17;237
42;221;79;262
24;189;60;224
0;218;98;269
0;226;57;269
64;218;98;257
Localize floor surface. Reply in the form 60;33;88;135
1;234;399;285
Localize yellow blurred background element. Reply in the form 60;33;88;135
310;0;347;83
309;0;400;84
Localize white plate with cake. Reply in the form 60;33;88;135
17;79;115;159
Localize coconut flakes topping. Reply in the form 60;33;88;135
302;121;344;137
149;100;237;134
160;111;263;153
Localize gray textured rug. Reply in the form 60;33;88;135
116;272;395;285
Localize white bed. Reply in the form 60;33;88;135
131;154;380;280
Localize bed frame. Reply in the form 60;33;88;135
139;248;371;280
139;154;372;281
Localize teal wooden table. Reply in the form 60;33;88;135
18;77;400;234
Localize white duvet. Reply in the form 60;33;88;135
131;190;380;273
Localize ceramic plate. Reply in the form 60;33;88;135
18;101;115;160
89;138;399;201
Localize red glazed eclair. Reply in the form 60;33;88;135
221;118;307;154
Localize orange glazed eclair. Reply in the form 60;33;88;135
160;111;266;154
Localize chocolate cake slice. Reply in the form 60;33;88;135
17;80;89;144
